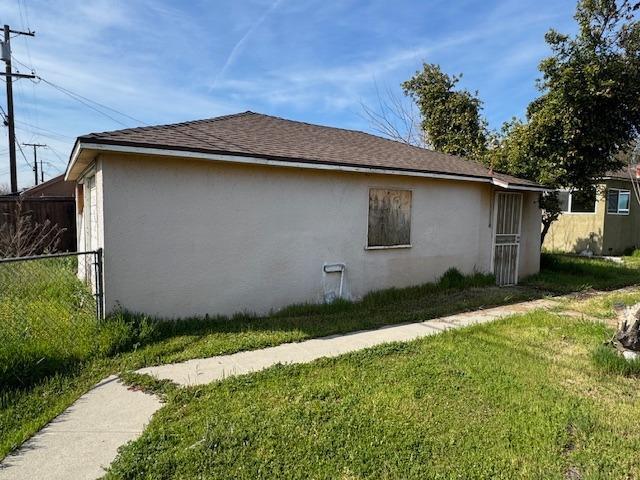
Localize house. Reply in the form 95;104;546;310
0;174;77;252
543;167;639;255
64;112;546;318
21;174;76;198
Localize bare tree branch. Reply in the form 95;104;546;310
0;201;66;258
360;83;427;148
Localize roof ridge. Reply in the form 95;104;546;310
247;112;490;168
75;111;540;187
81;111;485;172
81;111;256;139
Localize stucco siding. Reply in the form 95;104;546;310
543;185;606;254
76;160;106;254
602;179;640;254
518;192;542;278
97;154;540;318
544;179;640;255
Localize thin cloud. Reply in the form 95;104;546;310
210;0;285;89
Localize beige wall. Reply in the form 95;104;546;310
76;159;105;254
544;180;639;255
519;191;542;278
95;153;541;318
544;185;606;254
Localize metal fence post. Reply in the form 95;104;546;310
95;248;104;320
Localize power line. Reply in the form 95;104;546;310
15;120;73;140
37;77;134;128
14;134;32;169
13;59;37;143
1;103;73;140
35;74;258;157
11;54;34;73
7;53;251;159
41;160;63;173
10;61;261;168
46;144;67;164
39;77;146;125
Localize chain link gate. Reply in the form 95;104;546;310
0;249;104;388
0;249;104;322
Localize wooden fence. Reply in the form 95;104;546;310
0;197;77;252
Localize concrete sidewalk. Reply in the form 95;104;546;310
137;298;556;386
0;376;161;480
0;295;563;479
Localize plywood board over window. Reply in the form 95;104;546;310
367;188;412;248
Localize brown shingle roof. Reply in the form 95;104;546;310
77;111;543;188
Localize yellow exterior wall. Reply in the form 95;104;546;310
544;179;639;255
543;184;606;254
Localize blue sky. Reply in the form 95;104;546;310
0;0;578;189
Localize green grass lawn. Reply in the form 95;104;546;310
2;253;640;461
525;253;640;293
105;311;640;479
0;257;99;388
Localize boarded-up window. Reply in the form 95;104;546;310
367;188;412;247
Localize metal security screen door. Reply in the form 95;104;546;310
493;192;523;286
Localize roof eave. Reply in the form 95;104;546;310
64;139;82;181
68;140;548;191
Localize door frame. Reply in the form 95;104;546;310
491;191;523;285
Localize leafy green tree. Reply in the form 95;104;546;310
402;64;488;161
491;0;640;241
402;1;640;242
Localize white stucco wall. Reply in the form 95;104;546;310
76;159;105;253
75;160;106;292
95;153;541;318
518;191;542;278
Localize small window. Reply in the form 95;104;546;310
570;190;596;213
367;188;411;248
558;189;596;213
607;189;631;215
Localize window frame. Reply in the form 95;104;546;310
607;188;631;215
558;189;597;215
365;187;413;250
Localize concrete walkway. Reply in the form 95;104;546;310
0;376;161;480
137;298;556;386
0;295;573;479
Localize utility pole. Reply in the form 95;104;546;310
23;143;46;185
1;24;35;194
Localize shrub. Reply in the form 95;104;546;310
438;268;466;288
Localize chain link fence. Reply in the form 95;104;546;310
0;250;103;388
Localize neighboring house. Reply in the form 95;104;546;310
0;175;77;252
65;112;546;318
544;168;639;255
21;174;76;198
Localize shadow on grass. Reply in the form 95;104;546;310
109;269;504;353
523;253;640;294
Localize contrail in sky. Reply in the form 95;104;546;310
211;0;285;89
